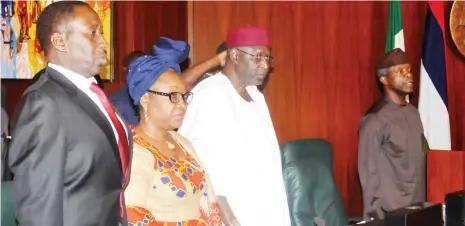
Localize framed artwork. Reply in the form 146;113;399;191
450;1;465;58
1;0;113;80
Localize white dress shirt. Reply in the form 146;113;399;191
48;63;127;141
179;73;291;226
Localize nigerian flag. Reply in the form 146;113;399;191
385;0;405;52
385;0;409;103
385;1;431;152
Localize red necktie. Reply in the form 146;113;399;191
90;83;129;218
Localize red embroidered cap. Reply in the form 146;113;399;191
226;26;270;48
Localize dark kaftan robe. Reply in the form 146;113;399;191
358;98;425;220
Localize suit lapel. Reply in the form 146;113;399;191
117;110;133;189
46;67;122;171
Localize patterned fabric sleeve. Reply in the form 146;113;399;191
127;206;156;226
124;137;157;225
197;168;222;225
171;132;223;226
207;202;222;225
199;201;221;226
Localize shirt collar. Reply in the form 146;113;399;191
382;96;408;110
48;62;97;89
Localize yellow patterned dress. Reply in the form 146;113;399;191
125;128;222;226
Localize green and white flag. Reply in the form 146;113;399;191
385;0;408;102
385;0;405;52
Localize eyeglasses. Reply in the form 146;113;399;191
147;90;193;104
235;48;273;64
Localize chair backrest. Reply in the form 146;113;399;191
1;181;17;226
281;138;333;172
280;138;347;226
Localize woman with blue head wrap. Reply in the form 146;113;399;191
124;37;222;225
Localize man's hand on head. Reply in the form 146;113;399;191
218;51;227;67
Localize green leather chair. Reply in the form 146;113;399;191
281;139;350;226
2;181;17;226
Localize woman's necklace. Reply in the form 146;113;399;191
166;138;176;150
140;129;176;151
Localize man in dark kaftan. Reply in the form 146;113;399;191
358;48;425;220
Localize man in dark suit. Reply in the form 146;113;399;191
32;68;105;89
8;1;131;226
1;106;9;180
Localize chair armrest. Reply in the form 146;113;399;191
348;216;364;225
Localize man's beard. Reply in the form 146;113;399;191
389;85;409;96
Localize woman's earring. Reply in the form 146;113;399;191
143;104;149;122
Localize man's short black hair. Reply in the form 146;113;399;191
123;50;145;68
216;42;227;54
36;1;89;55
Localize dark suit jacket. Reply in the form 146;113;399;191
8;67;132;226
32;68;105;89
1;84;7;110
1;107;10;181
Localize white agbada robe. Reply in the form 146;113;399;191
178;73;291;226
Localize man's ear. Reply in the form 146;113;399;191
50;33;67;52
379;76;389;86
229;49;240;64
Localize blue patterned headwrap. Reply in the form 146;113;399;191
127;37;190;105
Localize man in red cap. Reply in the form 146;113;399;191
358;48;425;221
179;26;291;226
